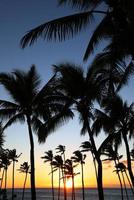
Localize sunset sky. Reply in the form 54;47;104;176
0;0;134;188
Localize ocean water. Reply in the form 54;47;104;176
5;188;134;200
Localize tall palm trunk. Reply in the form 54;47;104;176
114;160;124;200
123;132;134;187
58;168;60;200
86;120;104;200
12;161;15;200
0;168;4;189
5;168;7;190
61;168;67;200
22;172;28;200
51;165;54;200
81;163;85;200
72;174;75;200
27;116;36;200
63;153;67;200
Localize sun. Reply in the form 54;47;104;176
66;179;72;189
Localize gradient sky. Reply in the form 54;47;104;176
0;0;134;188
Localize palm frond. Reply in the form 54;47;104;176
21;11;94;48
32;108;74;143
83;14;113;60
116;60;134;91
3;113;25;130
58;0;100;10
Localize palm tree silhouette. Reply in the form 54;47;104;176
64;159;79;200
41;150;55;200
18;162;30;200
52;63;105;199
8;149;22;200
0;66;59;200
101;143;124;200
56;145;67;200
71;150;86;200
0;149;11;193
52;155;64;200
114;163;130;200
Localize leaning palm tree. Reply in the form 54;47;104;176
56;145;67;200
0;66;68;200
71;150;86;200
18;162;30;200
8;149;22;200
41;150;55;200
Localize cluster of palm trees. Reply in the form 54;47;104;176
41;145;86;200
0;148;22;200
0;0;134;200
0;63;134;200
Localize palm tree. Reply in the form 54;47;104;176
51;63;105;200
20;0;134;62
71;150;86;200
56;145;67;200
101;143;124;200
41;150;55;200
114;163;130;200
8;149;22;200
0;149;11;191
18;162;30;200
64;159;79;200
0;66;65;200
52;155;64;200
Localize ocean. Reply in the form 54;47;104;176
5;188;134;200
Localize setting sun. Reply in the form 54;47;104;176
66;179;72;189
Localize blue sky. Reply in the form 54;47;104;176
0;0;134;188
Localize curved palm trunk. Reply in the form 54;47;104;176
12;161;15;200
51;165;54;200
114;160;124;200
22;172;28;200
86;121;104;200
81;163;85;200
27;116;36;200
123;133;134;187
